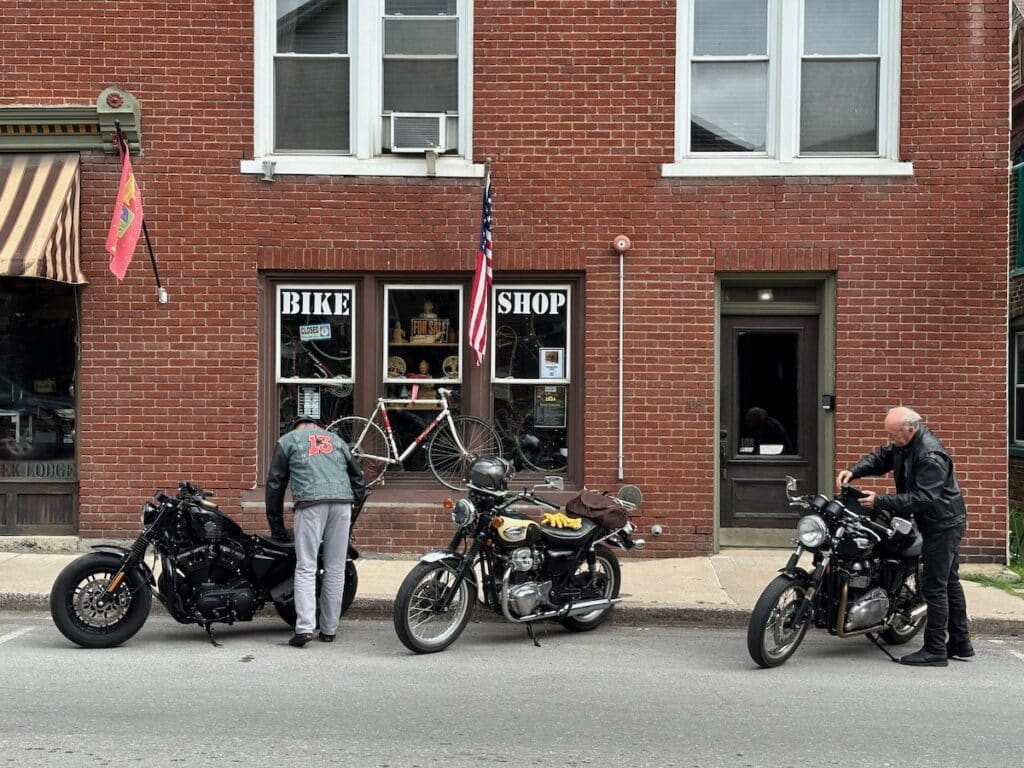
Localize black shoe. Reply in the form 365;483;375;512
899;648;948;667
288;633;314;648
947;639;975;660
318;632;335;643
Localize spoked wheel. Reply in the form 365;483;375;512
274;560;359;627
393;560;473;654
559;545;620;632
747;575;811;668
49;553;152;648
426;416;502;491
327;416;390;486
881;570;927;645
517;424;568;474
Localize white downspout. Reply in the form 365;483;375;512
612;235;632;481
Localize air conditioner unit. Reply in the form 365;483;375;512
388;112;446;153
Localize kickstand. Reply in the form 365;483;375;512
525;622;541;648
203;622;223;648
866;632;898;662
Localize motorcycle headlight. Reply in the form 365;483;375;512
796;514;828;548
141;502;158;526
451;498;477;528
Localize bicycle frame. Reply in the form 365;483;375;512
351;388;469;466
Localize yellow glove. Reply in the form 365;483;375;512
542;511;582;529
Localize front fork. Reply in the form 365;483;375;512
94;535;152;608
787;546;829;629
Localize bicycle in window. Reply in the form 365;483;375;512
279;335;353;429
494;403;568;474
327;387;502;491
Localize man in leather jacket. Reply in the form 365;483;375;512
836;406;971;667
266;415;367;648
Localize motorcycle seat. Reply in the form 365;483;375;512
900;531;923;559
540;517;597;543
255;534;294;551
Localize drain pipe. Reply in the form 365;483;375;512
612;235;632;481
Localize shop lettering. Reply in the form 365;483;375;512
0;461;76;479
496;290;566;316
280;290;352;316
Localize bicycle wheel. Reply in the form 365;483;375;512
327;416;390;487
516;424;568;473
426;416;502;491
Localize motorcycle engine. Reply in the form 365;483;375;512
498;547;551;617
844;586;890;631
192;579;257;622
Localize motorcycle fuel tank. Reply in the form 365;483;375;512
495;515;540;545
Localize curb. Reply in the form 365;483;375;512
7;592;1021;635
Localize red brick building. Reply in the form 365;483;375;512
0;0;1008;561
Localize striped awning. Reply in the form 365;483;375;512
0;153;86;284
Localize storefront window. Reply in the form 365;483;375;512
0;278;78;468
276;284;355;434
491;285;570;473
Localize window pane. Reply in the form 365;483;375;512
384;18;457;55
275;58;350;152
495;384;568;474
493;288;570;381
804;0;878;55
737;331;798;456
693;0;767;56
1016;333;1024;384
386;287;461;386
385;0;456;14
277;0;348;54
0;279;77;463
691;62;767;152
383;60;458;112
1017;387;1024;443
800;60;877;153
277;286;355;433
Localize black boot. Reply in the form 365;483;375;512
289;632;314;648
899;647;948;667
946;639;975;660
318;632;335;643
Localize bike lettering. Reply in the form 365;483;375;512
496;290;566;316
281;290;352;316
307;434;334;456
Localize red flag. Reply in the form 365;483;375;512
105;142;143;281
468;173;493;366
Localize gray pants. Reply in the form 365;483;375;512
293;501;352;636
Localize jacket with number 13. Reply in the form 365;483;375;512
265;427;368;532
846;424;966;534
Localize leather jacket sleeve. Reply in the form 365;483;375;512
847;443;895;479
874;452;951;520
265;443;290;535
345;445;368;510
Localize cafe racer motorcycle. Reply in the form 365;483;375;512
393;456;646;654
747;476;927;668
49;481;358;647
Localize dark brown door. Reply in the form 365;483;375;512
720;316;818;528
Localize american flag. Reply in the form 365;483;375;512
468;172;493;366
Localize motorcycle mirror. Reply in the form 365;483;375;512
544;476;565;491
784;475;798;498
617;484;643;508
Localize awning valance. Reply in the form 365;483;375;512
0;153;86;284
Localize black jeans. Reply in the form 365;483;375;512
919;521;969;654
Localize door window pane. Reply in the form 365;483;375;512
800;61;878;153
693;0;767;56
691;62;768;152
0;279;77;465
737;331;798;455
276;285;355;434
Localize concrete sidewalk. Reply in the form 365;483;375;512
2;545;1022;634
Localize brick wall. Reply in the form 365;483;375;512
0;0;1009;560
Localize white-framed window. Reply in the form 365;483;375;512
244;0;481;179
383;284;463;394
663;0;913;178
1013;322;1024;448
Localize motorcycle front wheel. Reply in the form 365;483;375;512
559;545;621;632
747;575;811;668
49;553;152;648
393;560;473;654
274;560;359;627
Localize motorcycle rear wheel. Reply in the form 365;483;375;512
747;575;811;668
274;560;358;627
559;545;621;632
49;553;152;648
393;560;473;654
881;570;926;645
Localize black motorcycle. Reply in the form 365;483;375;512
747;476;927;668
393;456;646;654
49;481;359;648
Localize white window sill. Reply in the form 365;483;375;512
240;155;485;179
661;158;914;178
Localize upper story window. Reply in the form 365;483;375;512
245;0;480;178
664;0;912;178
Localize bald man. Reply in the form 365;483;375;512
836;407;970;667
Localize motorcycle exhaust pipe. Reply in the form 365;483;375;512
907;603;927;623
501;596;623;624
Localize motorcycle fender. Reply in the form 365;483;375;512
89;544;156;586
777;566;812;581
418;551;477;585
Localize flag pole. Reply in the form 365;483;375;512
114;121;168;304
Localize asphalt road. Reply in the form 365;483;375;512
1;612;1021;768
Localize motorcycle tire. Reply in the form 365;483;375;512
274;560;358;627
747;575;811;668
393;560;473;654
559;545;621;632
881;571;926;645
49;553;152;649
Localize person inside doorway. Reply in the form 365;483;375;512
743;406;794;455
